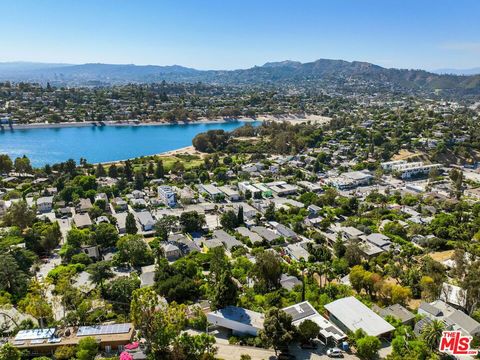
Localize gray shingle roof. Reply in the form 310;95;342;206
446;310;480;335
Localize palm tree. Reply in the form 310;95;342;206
421;319;445;351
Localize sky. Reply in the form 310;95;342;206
1;0;479;71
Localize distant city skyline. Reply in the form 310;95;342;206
1;0;479;71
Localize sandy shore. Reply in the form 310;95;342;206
256;114;332;124
3;114;330;130
98;146;203;165
4;117;258;130
158;145;202;157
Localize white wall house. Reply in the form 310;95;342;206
158;185;177;207
207;306;264;336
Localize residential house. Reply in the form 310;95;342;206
73;213;92;229
135;211;155;232
440;282;468;310
140;265;156;288
286;243;310;261
114;212;128;234
282;301;347;345
238;181;261;198
36;196;53;213
207;306;264;336
251;226;280;243
269;221;298;241
324;296;395;337
76;198;93;213
266;181;298;196
80;245;101;261
11;323;135;356
235;227;263;245
212;230;242;252
113;198;128;212
372;304;415;325
364;233;392;251
280;274;302;291
219;185;240;201
298;181;323;193
131;190;144;199
161;243;182;261
200;184;224;201
418;300;480;337
169;233;201;254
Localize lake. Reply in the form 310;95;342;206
0;121;259;167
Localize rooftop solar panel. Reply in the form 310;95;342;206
77;323;131;337
14;328;56;341
283;302;316;322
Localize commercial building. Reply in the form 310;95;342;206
387;161;442;179
327;171;373;190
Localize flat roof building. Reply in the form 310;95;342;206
11;323;134;356
282;301;347;345
324;297;395;337
158;185;176;207
207;306;264;336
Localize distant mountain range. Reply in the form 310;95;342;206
1;59;479;96
433;67;480;76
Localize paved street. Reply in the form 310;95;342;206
215;342;360;360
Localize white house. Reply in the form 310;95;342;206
158;185;177;207
219;185;240;201
207;306;264;336
324;297;395;337
36;196;53;213
283;301;347;345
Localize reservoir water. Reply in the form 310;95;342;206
0;121;259;167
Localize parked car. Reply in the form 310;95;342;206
327;348;343;358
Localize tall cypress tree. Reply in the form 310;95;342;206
237;206;244;225
125;213;138;235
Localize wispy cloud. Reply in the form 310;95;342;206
439;42;480;53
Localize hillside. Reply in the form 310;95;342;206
1;59;479;97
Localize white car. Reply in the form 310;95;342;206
326;347;343;358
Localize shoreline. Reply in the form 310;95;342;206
1;117;257;130
1;113;330;130
98;146;202;165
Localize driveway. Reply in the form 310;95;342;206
35;254;65;321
